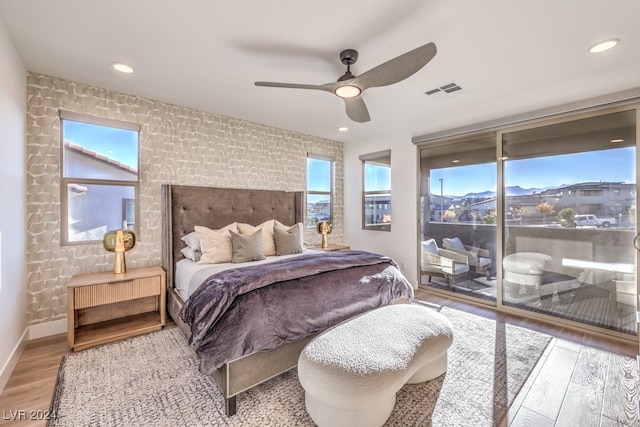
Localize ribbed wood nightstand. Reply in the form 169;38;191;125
308;244;350;251
67;266;166;351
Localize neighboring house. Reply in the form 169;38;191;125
64;142;137;241
306;198;331;226
537;182;635;219
364;194;391;224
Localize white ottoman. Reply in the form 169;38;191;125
298;304;454;427
503;252;552;287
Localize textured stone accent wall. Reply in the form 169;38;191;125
26;72;344;326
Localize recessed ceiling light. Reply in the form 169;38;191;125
112;62;134;74
338;126;349;132
588;38;619;53
610;138;624;143
452;159;460;163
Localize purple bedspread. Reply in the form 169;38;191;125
180;250;414;374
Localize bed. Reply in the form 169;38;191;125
161;184;413;416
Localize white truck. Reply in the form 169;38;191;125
573;214;616;228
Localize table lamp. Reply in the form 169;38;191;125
316;221;332;249
103;230;136;274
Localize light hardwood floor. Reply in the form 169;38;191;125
0;290;637;426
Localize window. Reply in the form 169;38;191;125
361;150;391;231
306;154;334;228
60;111;140;244
581;189;603;196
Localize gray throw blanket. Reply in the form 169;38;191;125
180;250;414;374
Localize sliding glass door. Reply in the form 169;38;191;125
417;106;638;338
501;110;637;335
419;135;498;302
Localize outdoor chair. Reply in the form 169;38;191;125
421;239;470;289
442;237;492;279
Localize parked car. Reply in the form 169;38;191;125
573;214;616;228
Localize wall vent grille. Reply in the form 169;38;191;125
426;82;462;95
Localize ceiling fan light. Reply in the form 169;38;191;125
334;85;361;98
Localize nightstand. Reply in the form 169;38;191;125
309;244;351;251
67;265;166;351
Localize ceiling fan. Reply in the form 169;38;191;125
255;42;437;123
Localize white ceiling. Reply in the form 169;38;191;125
1;1;639;144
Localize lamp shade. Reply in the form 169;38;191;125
316;221;333;235
103;230;136;274
103;230;136;252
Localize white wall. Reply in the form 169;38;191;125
0;17;27;392
344;133;419;287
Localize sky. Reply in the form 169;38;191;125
63;120;138;168
63;118;635;199
430;147;636;197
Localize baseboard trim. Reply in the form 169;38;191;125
29;318;67;340
0;328;28;395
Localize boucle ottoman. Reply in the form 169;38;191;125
503;252;553;287
297;304;454;427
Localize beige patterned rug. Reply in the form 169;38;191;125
48;305;552;426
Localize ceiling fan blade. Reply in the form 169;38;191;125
255;81;334;93
352;42;437;90
344;96;371;123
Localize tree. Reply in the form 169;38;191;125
536;202;555;224
558;207;575;228
442;210;457;222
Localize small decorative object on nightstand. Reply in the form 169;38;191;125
316;221;333;249
103;229;136;274
67;266;166;351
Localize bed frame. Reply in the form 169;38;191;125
161;184;311;416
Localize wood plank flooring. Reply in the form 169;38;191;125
0;290;637;426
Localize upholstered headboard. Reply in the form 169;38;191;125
161;184;304;289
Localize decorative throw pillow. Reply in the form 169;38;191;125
444;237;466;251
181;231;201;251
195;223;238;264
180;246;202;262
274;220;304;249
230;229;266;263
273;223;303;256
238;219;276;256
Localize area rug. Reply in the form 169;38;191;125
48;306;552;427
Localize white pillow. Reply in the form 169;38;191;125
238;220;276;256
445;237;466;251
181;231;201;251
421;239;439;255
274;220;304;249
180;246;202;262
195;223;239;264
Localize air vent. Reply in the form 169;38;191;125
425;82;462;95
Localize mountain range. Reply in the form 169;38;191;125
459;186;543;199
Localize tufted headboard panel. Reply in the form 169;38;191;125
161;184;303;289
